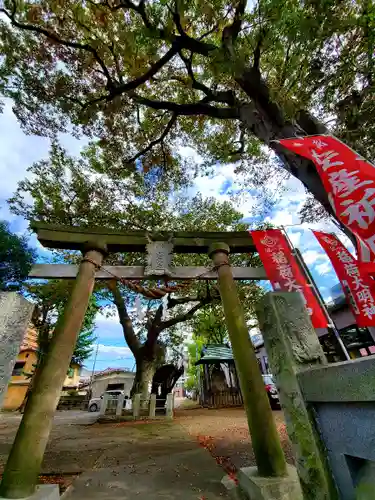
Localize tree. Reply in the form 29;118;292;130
72;329;97;365
27;279;98;364
1;0;373;232
0;220;35;290
191;306;229;344
9;143;268;396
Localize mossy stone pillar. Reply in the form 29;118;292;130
257;292;337;500
209;243;287;478
0;241;106;499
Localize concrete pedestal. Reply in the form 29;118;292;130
0;485;59;500
223;465;303;500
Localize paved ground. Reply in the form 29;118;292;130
176;407;293;472
0;411;228;499
0;406;291;499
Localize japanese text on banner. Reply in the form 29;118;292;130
251;229;327;328
279;136;375;262
313;231;375;327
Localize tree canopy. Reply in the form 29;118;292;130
0;220;36;290
1;0;373;227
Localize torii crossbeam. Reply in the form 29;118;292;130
29;222;267;280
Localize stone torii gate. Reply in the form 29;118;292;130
0;223;288;499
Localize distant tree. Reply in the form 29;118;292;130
18;279;98;412
27;279;98;364
0;220;36;290
185;337;205;395
191;306;228;345
71;329;97;366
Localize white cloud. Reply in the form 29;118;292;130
288;231;302;247
266;210;294;227
301;250;327;265
96;344;133;358
315;261;332;275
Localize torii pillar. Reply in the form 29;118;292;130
0;241;106;499
209;243;287;478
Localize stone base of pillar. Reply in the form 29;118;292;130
222;465;303;500
0;485;60;500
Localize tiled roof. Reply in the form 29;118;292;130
195;344;234;365
20;328;38;352
93;367;134;378
195;337;264;365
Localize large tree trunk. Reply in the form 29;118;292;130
131;356;158;400
236;67;355;244
151;364;184;408
130;343;166;399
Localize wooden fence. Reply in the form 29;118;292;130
201;389;243;408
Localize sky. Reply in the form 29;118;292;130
0;100;355;373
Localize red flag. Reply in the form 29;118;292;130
313;231;375;326
251;229;328;328
279;135;375;262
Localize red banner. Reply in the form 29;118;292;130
251;229;328;327
313;231;375;326
278;135;375;262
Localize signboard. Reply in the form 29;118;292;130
251;229;328;328
313;231;375;326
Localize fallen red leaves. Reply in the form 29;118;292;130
197;434;238;483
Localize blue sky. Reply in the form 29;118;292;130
0;100;354;372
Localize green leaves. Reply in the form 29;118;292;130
0;220;36;291
26;279;98;363
0;0;373;182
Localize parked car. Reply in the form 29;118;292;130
262;374;280;410
88;390;126;412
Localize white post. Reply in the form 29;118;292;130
116;393;125;417
149;394;156;418
100;393;109;416
166;393;173;419
133;393;141;419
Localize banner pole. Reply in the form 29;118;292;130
281;227;351;361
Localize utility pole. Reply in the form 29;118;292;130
89;343;100;398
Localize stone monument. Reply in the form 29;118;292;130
0;292;34;409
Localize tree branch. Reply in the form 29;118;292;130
127;113;177;163
253;28;267;70
107;280;141;354
112;44;179;96
1;4;114;90
111;0;155;31
222;0;247;55
131;93;240;119
145;304;163;347
159;298;211;331
112;1;217;56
